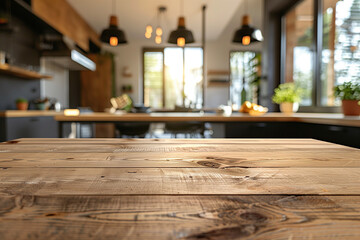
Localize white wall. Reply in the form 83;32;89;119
204;0;264;108
104;40;148;104
40;59;69;108
104;0;264;108
205;42;263;108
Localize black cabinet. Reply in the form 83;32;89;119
225;122;302;138
306;124;360;149
225;122;360;148
0;116;58;141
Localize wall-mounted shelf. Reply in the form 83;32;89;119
207;70;230;87
0;63;52;80
207;70;230;76
207;81;230;87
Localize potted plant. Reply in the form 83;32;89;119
33;97;50;110
272;83;303;114
16;98;28;111
334;82;360;116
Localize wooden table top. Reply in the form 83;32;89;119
0;138;360;239
54;112;360;127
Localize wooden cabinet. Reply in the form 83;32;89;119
31;0;101;51
81;54;114;138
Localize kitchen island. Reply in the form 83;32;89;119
55;112;360;148
55;112;360;127
0;138;359;239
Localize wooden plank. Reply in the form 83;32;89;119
0;143;351;153
0;139;353;153
1;167;360;195
1;139;358;169
0;195;359;239
0;139;344;148
10;138;332;144
0;150;360;168
1;138;359;238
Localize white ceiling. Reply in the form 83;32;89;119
68;0;256;42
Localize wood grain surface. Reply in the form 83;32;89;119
0;138;360;239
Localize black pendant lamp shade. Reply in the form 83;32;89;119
100;15;127;46
233;15;263;45
168;17;195;46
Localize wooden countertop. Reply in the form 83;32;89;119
0;138;359;239
54;112;360;127
0;110;63;117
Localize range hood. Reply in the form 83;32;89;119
39;35;96;71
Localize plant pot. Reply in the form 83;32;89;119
280;102;299;115
16;102;28;111
341;100;360;116
35;103;46;110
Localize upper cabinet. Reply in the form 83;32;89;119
31;0;101;52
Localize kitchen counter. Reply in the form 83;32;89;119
54;112;360;127
0;110;63;117
0;138;359;239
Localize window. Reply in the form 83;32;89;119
230;51;262;106
143;47;203;109
321;0;360;106
283;0;360;109
144;51;164;108
284;0;314;106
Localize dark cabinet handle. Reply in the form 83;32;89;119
255;123;267;128
328;126;343;132
30;118;39;122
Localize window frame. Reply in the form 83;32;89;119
229;50;262;105
281;0;342;113
142;48;165;108
142;46;204;109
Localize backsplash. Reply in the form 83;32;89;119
0;8;41;110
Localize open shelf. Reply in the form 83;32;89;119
0;64;52;80
207;81;230;87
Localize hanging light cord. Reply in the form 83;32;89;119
112;0;116;15
181;0;184;16
157;8;160;26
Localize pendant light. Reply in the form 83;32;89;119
100;0;127;46
144;6;166;45
168;0;195;47
232;0;263;45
